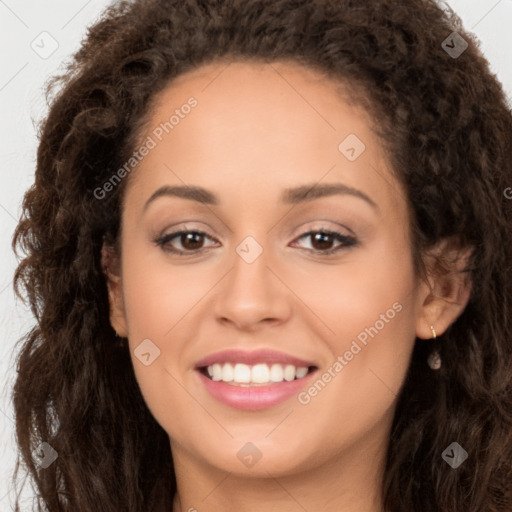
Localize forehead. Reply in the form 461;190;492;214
148;59;373;138
123;60;404;219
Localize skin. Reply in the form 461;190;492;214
104;60;472;512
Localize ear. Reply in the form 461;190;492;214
101;240;128;337
415;237;473;340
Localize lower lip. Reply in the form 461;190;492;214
197;370;316;410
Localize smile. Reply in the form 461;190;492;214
195;349;319;410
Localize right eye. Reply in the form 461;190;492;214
154;230;219;255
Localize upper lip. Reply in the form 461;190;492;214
195;349;317;369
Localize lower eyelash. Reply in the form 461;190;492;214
154;229;357;256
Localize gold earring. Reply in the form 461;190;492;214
427;324;441;370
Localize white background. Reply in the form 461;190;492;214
1;0;511;509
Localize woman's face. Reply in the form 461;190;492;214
110;60;430;477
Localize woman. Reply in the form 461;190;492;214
11;0;512;510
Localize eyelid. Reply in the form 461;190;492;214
291;219;355;237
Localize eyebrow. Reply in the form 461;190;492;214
143;183;378;211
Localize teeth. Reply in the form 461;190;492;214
222;363;234;382
211;363;222;381
233;363;251;383
284;364;295;381
295;366;308;379
251;363;270;383
269;363;284;382
205;362;310;385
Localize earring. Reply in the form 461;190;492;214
427;325;441;370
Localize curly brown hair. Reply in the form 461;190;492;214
11;0;512;510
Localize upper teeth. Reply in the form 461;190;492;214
206;363;309;384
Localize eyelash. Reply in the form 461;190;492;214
154;227;358;256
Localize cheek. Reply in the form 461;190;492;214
296;231;416;350
119;241;232;432
118;242;191;395
290;235;418;412
121;242;210;342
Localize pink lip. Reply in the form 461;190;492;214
194;349;316;369
196;369;318;411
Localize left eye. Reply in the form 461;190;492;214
291;230;357;254
154;229;357;256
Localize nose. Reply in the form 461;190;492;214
213;239;292;331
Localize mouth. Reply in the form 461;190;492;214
198;363;317;386
194;349;319;410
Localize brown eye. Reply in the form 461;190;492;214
179;232;205;250
310;232;335;251
292;229;357;255
155;230;218;255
